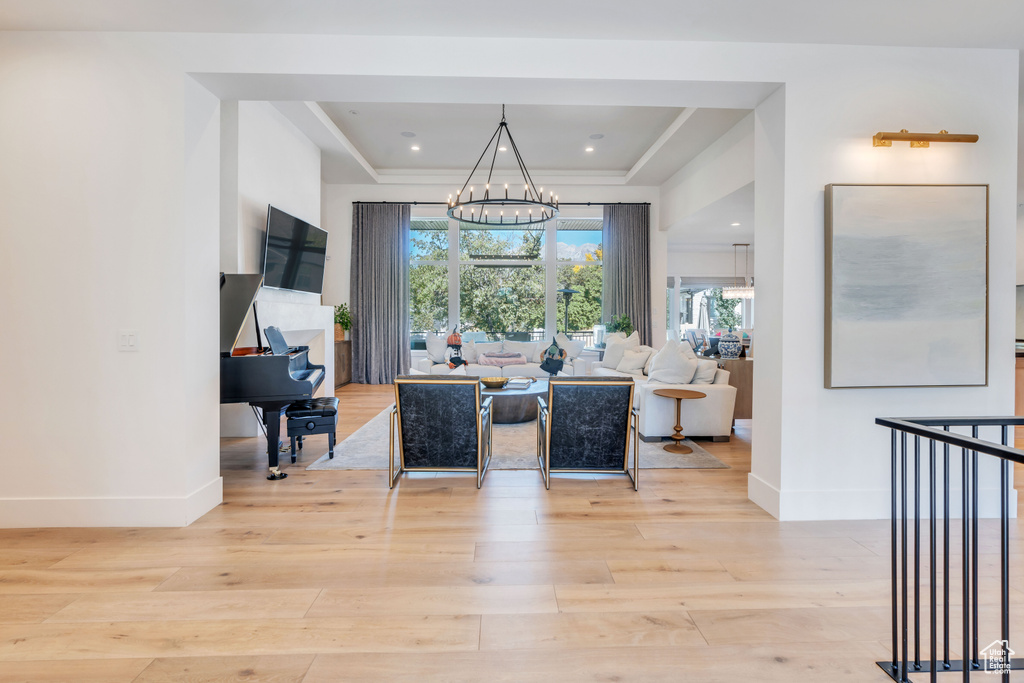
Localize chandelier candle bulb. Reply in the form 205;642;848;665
505;184;508;199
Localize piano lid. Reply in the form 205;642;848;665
220;273;264;356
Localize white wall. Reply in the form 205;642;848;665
0;35;222;526
667;248;755;279
660;113;754;232
220;101;333;437
321;182;665;345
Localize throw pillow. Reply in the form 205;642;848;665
504;340;540;363
554;332;586;360
615;347;651;375
425;333;447;364
647;341;698;384
691;359;718;384
464;340;501;363
602;330;639;370
450;364;468;376
632;344;655;375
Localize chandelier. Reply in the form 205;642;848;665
447;105;558;226
722;243;754;299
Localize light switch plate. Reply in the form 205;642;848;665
118;329;140;352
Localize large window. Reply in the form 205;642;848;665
409;216;603;345
555;219;603;338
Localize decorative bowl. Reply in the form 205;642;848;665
480;377;509;389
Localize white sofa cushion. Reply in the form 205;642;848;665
648;340;698;384
554;333;586;361
633;344;655;375
504;340;540;363
602;330;639;369
425;332;448;364
616;347;652;375
464;340;501;363
692;358;719;384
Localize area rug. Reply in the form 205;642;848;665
306;407;728;471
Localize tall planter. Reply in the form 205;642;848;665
334;323;346;342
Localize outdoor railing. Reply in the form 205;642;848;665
876;416;1024;682
411;329;597;349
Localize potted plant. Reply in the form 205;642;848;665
334;303;351;341
605;314;634;337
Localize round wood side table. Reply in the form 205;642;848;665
652;388;707;454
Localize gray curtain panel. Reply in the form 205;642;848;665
602;203;652;344
350;203;411;384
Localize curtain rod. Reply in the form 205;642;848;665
352;201;650;206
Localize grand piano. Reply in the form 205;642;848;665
220;273;325;479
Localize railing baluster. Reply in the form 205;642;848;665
943;427;950;670
914;434;921;671
1001;425;1010;683
902;431;909;682
971;426;979;670
962;445;970;683
891;428;899;674
929;438;937;683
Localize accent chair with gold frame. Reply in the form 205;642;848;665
390;375;493;489
536;376;639;490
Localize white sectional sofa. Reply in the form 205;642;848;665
591;360;737;442
415;338;580;378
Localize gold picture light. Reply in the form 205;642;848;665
873;129;979;148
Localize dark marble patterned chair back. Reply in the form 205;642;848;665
395;376;480;469
548;377;634;470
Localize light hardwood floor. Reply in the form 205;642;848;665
2;383;1023;681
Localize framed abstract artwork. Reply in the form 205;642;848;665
824;184;988;388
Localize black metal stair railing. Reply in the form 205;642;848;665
876;416;1024;682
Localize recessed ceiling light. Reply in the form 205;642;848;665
731;222;741;226
589;133;604;140
498;146;507;152
585;147;595;152
401;131;416;138
411;145;420;151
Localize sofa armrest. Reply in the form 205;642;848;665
712;368;731;384
414;357;435;373
636;381;737;438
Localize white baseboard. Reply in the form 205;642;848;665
746;475;1018;522
0;476;223;528
747;472;781;519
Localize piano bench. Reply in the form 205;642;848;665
286;397;339;463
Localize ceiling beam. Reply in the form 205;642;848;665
624;107;697;184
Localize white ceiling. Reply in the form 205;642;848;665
2;0;1022;50
309;102;751;188
318;102;682;173
668;183;755;249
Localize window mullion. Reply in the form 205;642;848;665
447;218;459;331
545;219;557;337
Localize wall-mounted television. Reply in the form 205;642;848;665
262;205;328;294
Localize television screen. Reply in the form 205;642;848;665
262;206;328;294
